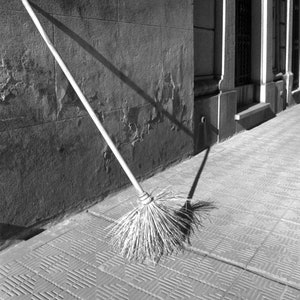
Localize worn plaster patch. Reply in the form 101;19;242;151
0;59;25;103
102;145;113;173
121;105;153;146
0;51;56;120
154;71;187;129
121;71;189;146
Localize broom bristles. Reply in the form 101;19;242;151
107;189;215;263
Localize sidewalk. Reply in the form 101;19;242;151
1;104;300;300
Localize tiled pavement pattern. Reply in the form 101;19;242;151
1;105;300;299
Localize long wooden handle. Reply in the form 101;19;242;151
22;0;146;197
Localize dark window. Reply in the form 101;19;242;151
235;0;252;86
292;0;299;88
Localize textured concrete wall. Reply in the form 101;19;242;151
0;1;194;229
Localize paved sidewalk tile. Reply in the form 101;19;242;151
281;286;300;300
0;260;76;299
225;271;286;300
2;105;300;299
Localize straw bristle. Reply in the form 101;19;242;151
107;190;214;263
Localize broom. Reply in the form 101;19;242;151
22;0;208;263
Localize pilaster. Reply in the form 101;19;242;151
217;0;237;141
285;0;294;105
260;0;275;102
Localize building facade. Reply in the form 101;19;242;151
0;0;299;234
194;0;300;153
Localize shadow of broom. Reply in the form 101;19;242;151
24;1;216;263
175;147;216;245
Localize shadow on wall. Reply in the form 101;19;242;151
0;223;45;250
29;2;194;140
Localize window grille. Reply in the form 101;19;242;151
235;0;252;86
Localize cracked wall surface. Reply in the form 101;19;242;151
0;0;194;229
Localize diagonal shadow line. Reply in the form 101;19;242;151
29;2;194;138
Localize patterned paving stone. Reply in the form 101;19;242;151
131;266;224;300
281;286;300;300
256;193;294;208
229;210;279;231
99;253;147;284
254;202;288;219
188;284;225;300
224;288;282;300
75;215;112;239
209;263;242;293
13;244;162;299
226;271;286;300
69;268;163;300
159;251;205;276
199;215;237;237
17;245;72;277
189;257;238;289
249;261;293;284
181;256;220;284
16;245;103;297
273;221;300;240
188;230;224;254
290;200;300;211
283;210;300;223
260;186;299;200
49;232;118;271
248;241;296;283
103;198;139;220
263;233;300;258
0;260;75;299
227;225;269;246
289;267;300;288
210;238;257;267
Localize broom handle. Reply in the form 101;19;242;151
22;0;146;198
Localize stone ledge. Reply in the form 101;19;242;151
235;103;271;121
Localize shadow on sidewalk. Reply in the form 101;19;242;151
0;223;45;250
176;147;216;243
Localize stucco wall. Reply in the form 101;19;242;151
0;1;194;229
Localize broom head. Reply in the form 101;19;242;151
107;189;215;263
